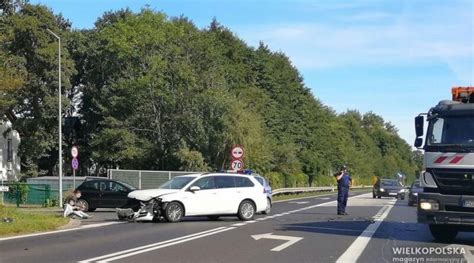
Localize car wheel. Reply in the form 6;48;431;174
377;196;381;199
88;208;96;212
429;225;458;243
164;202;184;223
207;215;220;221
238;200;256;221
77;199;90;212
262;198;272;215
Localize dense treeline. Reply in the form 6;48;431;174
0;3;422;187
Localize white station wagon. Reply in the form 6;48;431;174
117;173;269;222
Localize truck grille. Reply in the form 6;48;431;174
431;168;474;195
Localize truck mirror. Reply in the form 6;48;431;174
414;138;423;148
415;116;424;137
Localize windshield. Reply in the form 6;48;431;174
427;117;474;145
381;180;401;187
119;181;137;191
159;177;195;189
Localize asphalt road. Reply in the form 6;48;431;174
1;191;474;263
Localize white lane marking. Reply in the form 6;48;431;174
336;204;394;263
98;227;236;262
231;223;247;226
0;222;124;242
252;233;303;252
318;197;331;200
256;218;266;221
289;225;373;233
78;227;228;263
289;201;310;204
246;220;257;224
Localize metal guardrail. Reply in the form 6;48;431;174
272;185;370;195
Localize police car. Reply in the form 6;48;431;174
117;172;268;222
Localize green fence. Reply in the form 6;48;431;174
1;183;60;207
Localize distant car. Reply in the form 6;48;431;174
118;173;268;222
253;175;272;214
75;178;139;212
408;180;423;206
373;179;405;199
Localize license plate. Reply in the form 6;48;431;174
463;200;474;208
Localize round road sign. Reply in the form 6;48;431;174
230;159;244;171
231;145;244;159
72;158;79;170
71;146;79;158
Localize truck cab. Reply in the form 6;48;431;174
414;87;474;242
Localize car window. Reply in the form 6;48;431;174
254;177;264;186
215;176;235;188
99;181;108;191
234;177;254;187
80;181;98;190
192;177;216;190
109;182;126;192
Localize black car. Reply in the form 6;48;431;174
373;179;405;199
408;180;423;206
75;178;139;212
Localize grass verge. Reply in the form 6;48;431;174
273;188;371;202
0;205;69;237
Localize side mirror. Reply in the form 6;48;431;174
415;115;424;137
189;186;201;192
414;138;423;148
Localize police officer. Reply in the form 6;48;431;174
334;165;352;215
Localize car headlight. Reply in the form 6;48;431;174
419;199;439;210
380;188;385;192
399;189;405;193
413;193;418;196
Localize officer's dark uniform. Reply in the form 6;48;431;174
336;171;352;215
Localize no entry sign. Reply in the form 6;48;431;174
231;145;245;159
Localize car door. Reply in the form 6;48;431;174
214;176;239;214
100;181;130;208
184;176;218;216
77;181;100;208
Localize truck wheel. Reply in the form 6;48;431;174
429;225;458;243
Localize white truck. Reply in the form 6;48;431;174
415;87;474;242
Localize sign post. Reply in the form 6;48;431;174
230;145;245;172
71;146;79;189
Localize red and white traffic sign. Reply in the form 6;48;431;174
231;145;245;159
71;146;79;158
230;159;244;171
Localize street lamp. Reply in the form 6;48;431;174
46;28;63;208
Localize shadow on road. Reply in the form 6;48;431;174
279;219;474;246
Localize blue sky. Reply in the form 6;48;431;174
32;0;474;145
